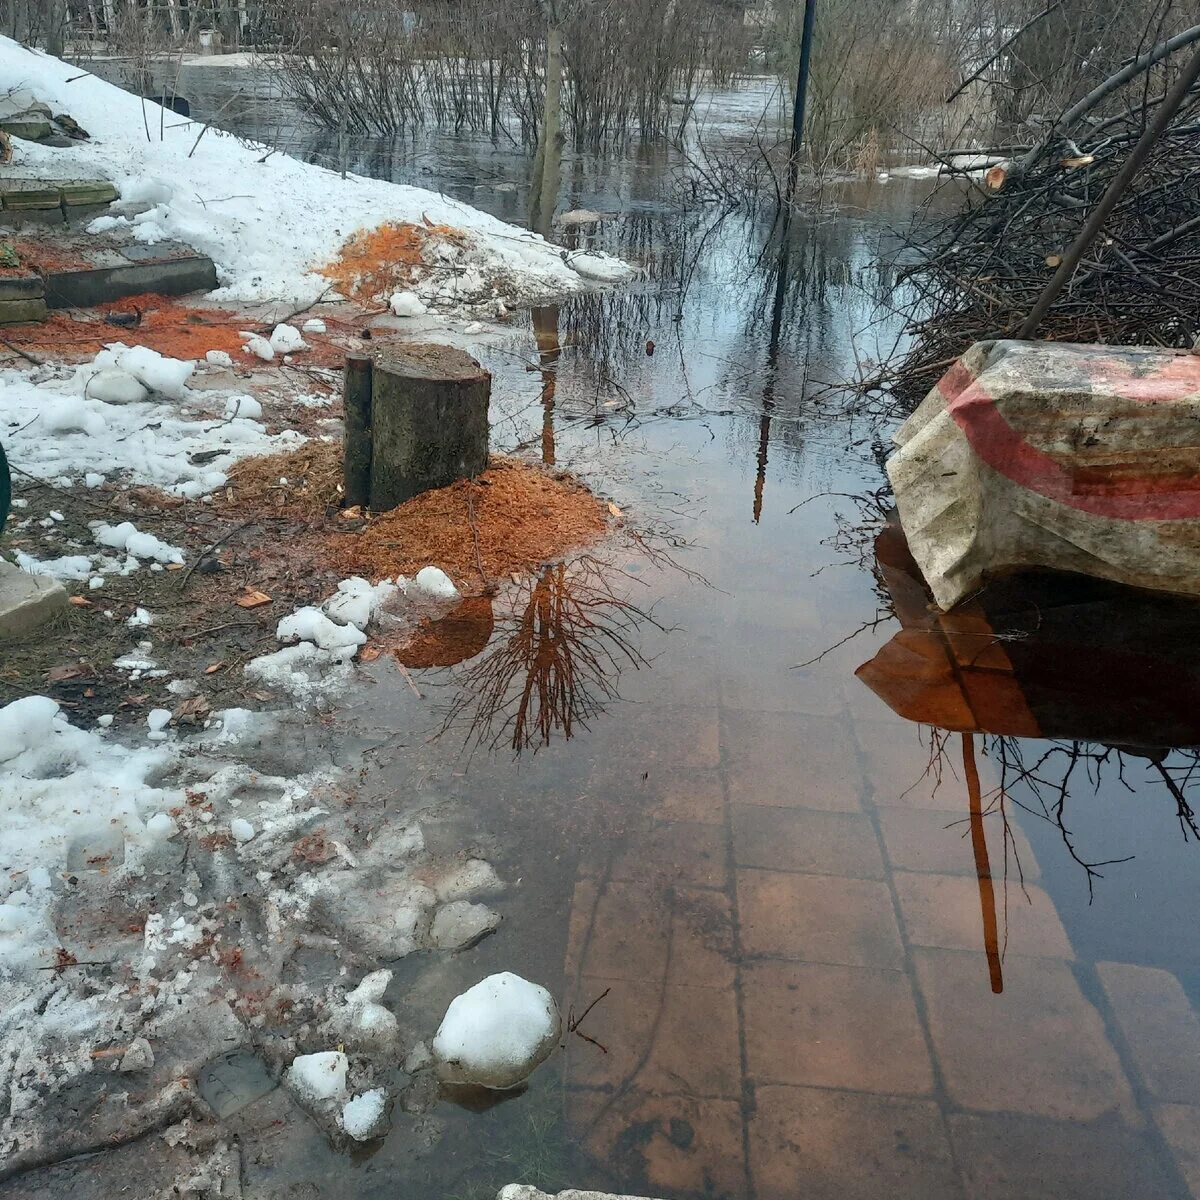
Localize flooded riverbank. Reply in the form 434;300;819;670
11;63;1200;1200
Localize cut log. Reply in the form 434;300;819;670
342;352;373;509
368;344;491;510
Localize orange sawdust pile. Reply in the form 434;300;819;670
333;457;611;591
218;441;345;520
4;293;250;359
320;221;466;303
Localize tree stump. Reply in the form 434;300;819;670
343;343;492;512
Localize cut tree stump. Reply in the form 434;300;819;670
345;343;492;512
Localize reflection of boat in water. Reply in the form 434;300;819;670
857;513;1200;751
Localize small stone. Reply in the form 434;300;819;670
429;900;500;951
117;1036;154;1073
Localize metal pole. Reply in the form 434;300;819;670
784;0;818;208
1018;41;1200;340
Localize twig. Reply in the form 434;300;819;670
179;521;254;590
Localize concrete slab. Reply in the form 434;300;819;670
0;561;69;638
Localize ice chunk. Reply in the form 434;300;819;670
389;291;427;317
224;394;262;421
338;970;398;1052
230;818;255;843
0;696;61;764
113;345;195;399
84;472;106;488
566;251;635;284
145;812;176;840
302;318;327;334
84;368;149;405
341;1089;388;1141
277;606;367;654
126;607;154;628
269;323;308;353
147;708;172;733
433;973;561;1090
414;566;459;600
322;577;397;629
205;349;234;368
97;713;114;728
429;901;500;951
93;521;184;565
286;1050;348;1105
243;334;275;361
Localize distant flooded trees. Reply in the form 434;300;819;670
264;0;752;147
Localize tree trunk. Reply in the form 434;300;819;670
530;4;564;236
367;344;491;511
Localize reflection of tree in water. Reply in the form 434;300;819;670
437;556;662;756
987;736;1200;900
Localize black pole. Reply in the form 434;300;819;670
1018;40;1200;340
784;0;818;208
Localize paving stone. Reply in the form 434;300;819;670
1155;1103;1200;1198
879;806;1039;880
895;872;1072;959
722;711;864;811
668;887;736;990
571;879;670;984
592;706;719;771
648;769;725;825
737;869;905;967
950;1111;1181;1199
567;977;741;1098
732;805;884;877
915;948;1137;1123
0;178;64;208
749;1085;962;1200
59;180;119;206
564;975;661;1091
719;653;847;713
0;561;68;636
742;959;933;1094
584;820;728;890
1097;962;1200;1103
855;718;973;809
567;1089;748;1199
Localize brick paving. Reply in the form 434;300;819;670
560;700;1200;1198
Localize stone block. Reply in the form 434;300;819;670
0;297;47;324
0;561;69;637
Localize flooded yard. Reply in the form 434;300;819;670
10;62;1200;1200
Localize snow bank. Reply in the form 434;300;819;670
0;364;301;493
0;696;181;974
433;972;561;1090
0;38;633;307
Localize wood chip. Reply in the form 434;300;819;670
165;562;185;571
236;589;272;609
1045;254;1063;268
204;661;226;675
607;502;623;517
360;644;384;663
69;595;93;607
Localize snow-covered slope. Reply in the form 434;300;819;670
0;38;632;306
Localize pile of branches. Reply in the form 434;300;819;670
886;23;1200;411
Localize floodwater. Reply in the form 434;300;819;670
100;62;1200;1199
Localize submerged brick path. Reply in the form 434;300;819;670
559;682;1200;1199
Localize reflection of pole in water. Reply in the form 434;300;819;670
754;237;791;523
963;732;1003;993
532;306;561;466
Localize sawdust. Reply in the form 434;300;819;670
217;441;346;519
319;221;466;303
333;457;611;591
212;441;611;592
